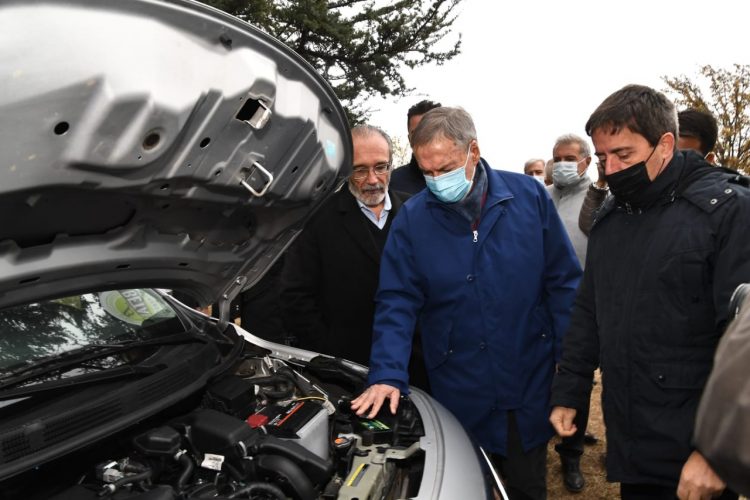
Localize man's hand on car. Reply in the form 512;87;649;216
350;383;401;418
550;406;578;437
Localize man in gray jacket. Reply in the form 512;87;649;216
547;134;593;265
547;133;597;492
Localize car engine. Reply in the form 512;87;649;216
14;352;425;500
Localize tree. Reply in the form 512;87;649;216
663;64;750;174
390;135;410;166
203;0;462;123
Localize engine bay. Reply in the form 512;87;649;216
3;349;425;500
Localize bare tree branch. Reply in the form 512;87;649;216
663;64;750;173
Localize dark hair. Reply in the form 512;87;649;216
678;108;718;156
585;84;678;149
407;99;442;121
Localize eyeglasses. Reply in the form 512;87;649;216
351;163;390;180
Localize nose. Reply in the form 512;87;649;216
604;158;626;175
366;168;380;184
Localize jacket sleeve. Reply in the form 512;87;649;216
550;243;600;411
694;287;750;496
711;186;750;331
367;208;424;392
278;222;327;349
578;185;609;236
539;186;583;362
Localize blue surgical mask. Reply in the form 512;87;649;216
424;147;473;203
552;160;585;187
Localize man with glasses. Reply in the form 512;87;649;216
280;125;422;373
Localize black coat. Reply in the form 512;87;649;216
551;152;750;486
389;156;426;195
280;187;429;380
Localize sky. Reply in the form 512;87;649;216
367;0;749;175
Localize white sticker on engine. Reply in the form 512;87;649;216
201;453;225;471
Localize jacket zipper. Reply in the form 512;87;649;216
471;190;489;243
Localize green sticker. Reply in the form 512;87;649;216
99;290;169;325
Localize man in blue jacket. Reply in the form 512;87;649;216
352;107;582;499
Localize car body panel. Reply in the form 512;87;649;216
0;0;350;309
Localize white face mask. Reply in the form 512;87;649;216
533;174;546;185
552;159;585;187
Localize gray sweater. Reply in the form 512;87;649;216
546;176;590;268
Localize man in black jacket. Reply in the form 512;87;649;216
280;125;429;389
549;84;750;500
389;99;441;194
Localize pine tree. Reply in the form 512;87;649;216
203;0;462;123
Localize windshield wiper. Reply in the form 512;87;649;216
0;364;165;401
0;332;203;391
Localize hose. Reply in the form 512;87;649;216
98;469;152;496
247;365;312;398
228;482;286;499
176;452;195;490
247;374;294;400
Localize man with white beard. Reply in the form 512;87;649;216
279;125;420;371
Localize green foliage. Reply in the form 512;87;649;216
202;0;462;124
663;64;750;174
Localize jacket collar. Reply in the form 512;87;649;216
425;158;513;209
336;186;404;264
596;151;709;220
482;158;514;207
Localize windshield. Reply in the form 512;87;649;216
0;289;183;371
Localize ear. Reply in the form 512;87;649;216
660;132;676;154
705;152;717;165
470;140;481;165
580;156;592;174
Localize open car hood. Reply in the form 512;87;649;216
0;0;351;310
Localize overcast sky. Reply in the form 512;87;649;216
367;0;748;175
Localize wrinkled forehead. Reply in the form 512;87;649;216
352;134;390;163
553;142;584;157
414;133;466;152
352;132;388;152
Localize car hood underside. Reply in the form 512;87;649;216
0;0;351;310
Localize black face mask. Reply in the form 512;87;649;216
605;145;661;208
605;161;652;207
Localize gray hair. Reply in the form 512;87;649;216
524;158;545;174
351;124;393;164
411;106;477;150
553;133;591;158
